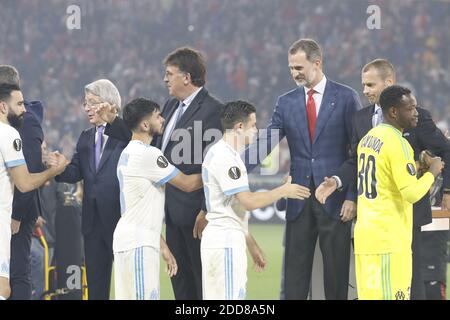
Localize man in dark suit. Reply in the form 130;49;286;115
0;65;48;299
0;82;69;301
244;39;362;299
55;79;126;300
315;59;450;299
10;102;48;300
96;47;222;300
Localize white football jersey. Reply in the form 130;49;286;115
0;121;25;278
202;139;250;248
113;140;179;253
0;122;25;223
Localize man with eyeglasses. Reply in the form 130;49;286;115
96;47;223;300
55;79;127;300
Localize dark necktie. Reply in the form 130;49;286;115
373;107;383;127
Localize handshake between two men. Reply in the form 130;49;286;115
315;150;445;215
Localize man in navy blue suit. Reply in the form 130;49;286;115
55;79;126;300
244;39;362;299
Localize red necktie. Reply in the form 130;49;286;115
306;89;317;142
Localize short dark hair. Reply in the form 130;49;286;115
221;100;256;130
0;65;20;86
362;59;396;81
379;85;412;113
289;39;322;62
123;98;160;131
0;83;21;103
164;47;206;87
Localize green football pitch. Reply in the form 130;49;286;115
110;224;450;300
110;224;285;300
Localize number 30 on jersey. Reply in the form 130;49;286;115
358;153;378;199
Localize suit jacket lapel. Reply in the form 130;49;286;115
165;88;207;152
175;88;207;129
154;100;179;148
291;88;311;151
87;128;96;174
363;104;375;133
97;138;118;173
313;82;337;144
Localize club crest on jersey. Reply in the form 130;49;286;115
13;139;22;151
157;156;169;168
228;166;241;180
406;163;416;176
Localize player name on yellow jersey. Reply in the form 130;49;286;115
359;135;384;154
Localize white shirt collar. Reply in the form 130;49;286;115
182;87;203;107
303;75;327;96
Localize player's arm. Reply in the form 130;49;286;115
235;176;310;211
394;151;443;204
242;98;286;173
144;150;202;193
9;153;68;193
246;233;266;272
168;171;203;193
160;235;177;278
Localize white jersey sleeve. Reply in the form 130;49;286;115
214;155;249;196
140;146;179;186
0;125;25;168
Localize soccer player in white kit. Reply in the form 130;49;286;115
113;98;203;300
201;100;311;300
0;83;68;300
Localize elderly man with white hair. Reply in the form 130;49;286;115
55;79;127;300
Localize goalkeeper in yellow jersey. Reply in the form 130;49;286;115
353;85;444;300
316;86;444;300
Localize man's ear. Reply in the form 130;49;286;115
112;104;119;114
0;101;6;114
233;121;243;132
140;120;148;132
314;58;322;69
385;78;394;87
184;72;192;86
389;106;397;120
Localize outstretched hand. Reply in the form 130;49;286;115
47;151;69;174
315;177;338;204
282;176;311;200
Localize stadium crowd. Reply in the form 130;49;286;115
0;0;449;164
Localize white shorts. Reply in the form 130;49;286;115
0;220;11;279
201;228;247;300
114;246;160;300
